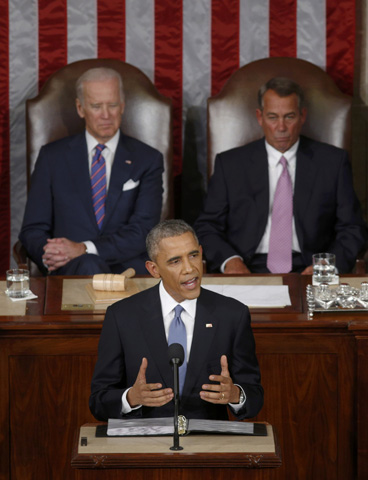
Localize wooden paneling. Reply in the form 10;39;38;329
10;354;97;479
0;275;366;479
0;327;355;480
253;334;355;480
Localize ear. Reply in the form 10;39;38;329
76;98;85;119
145;260;161;279
255;108;263;127
300;107;307;125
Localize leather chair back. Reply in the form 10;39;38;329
207;57;352;177
27;58;173;219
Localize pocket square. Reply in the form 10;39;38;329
122;179;140;191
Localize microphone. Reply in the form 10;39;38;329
168;343;184;451
168;342;184;367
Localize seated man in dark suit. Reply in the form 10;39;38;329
195;77;367;274
19;67;163;275
89;219;263;421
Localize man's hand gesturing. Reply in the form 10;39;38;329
127;358;174;407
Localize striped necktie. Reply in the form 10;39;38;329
267;156;293;273
168;305;187;396
91;144;107;229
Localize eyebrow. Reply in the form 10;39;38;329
266;111;296;116
166;249;200;263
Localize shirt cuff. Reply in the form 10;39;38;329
83;241;98;255
121;388;142;414
228;385;246;412
220;255;244;273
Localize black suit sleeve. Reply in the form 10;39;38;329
19;146;53;270
225;304;263;419
195;153;244;271
320;152;367;272
89;306;128;421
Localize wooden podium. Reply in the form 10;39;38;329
71;423;281;479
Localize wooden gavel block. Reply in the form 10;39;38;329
92;268;136;291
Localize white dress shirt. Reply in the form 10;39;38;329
222;138;301;271
121;281;245;414
83;130;120;255
256;139;301;254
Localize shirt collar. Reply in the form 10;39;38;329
85;129;120;155
265;138;300;167
159;281;197;318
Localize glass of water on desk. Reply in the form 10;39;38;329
312;253;336;284
5;269;30;298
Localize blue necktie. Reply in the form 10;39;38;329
168;305;187;396
91;144;107;229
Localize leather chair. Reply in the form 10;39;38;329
14;58;173;275
207;57;366;273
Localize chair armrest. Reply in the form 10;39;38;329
12;240;29;270
12;240;44;276
354;245;368;275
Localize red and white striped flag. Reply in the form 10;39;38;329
0;0;355;272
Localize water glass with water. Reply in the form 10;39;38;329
6;269;30;298
312;253;336;284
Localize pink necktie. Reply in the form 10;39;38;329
267;156;293;273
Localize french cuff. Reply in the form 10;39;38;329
228;384;246;412
83;241;98;256
121;387;142;414
220;255;244;273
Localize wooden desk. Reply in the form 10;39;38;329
70;423;281;478
44;273;303;315
0;274;365;479
0;277;45;317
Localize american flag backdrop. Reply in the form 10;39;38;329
0;0;356;272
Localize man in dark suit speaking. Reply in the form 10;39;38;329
90;220;263;421
195;77;367;275
19;67;163;275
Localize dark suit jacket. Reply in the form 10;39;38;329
89;285;263;421
195;136;367;273
19;131;163;273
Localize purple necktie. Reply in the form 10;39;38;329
267;156;293;273
91;144;107;229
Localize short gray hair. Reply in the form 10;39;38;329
76;67;124;105
146;220;198;261
258;77;305;111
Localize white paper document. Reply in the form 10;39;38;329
202;284;291;308
107;417;259;436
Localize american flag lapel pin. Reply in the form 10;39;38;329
125;160;132;164
206;323;213;328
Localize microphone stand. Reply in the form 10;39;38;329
170;358;183;451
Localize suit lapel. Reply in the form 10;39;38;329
294;137;319;245
139;285;173;388
249;140;270;242
182;288;217;399
103;133;134;229
66;134;98;229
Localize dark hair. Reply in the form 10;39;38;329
258;77;305;111
146;219;198;261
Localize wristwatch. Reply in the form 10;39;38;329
238;388;245;404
